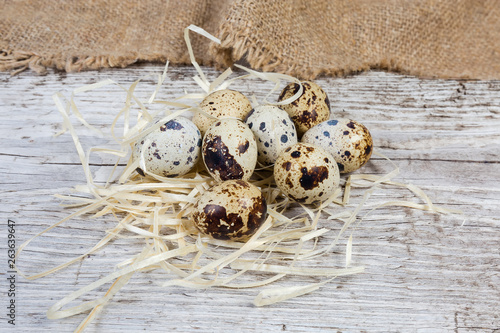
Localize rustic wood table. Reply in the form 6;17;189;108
1;64;499;332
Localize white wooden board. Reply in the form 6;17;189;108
1;64;499;332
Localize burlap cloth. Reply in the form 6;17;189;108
1;0;499;79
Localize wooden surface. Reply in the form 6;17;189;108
1;64;499;332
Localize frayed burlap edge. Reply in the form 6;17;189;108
210;24;374;80
0;50;142;75
210;22;495;80
0;49;220;76
0;46;414;79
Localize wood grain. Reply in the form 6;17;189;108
1;64;499;332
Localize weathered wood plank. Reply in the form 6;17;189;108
1;64;499;332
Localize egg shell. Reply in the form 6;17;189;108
244;105;298;166
133;117;202;177
193;89;253;136
274;142;340;204
301;118;373;173
202;118;258;182
278;81;331;138
192;180;267;241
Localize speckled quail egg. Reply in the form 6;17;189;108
274;142;340;204
133;117;202;177
278;81;331;138
244;105;298;166
193;89;253;136
202;118;258;182
301;119;373;173
192;180;267;241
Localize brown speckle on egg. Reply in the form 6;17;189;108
299;166;329;190
136;168;145;176
238;140;249;154
202;119;257;182
278;81;331;138
301;118;373;173
133;117;200;177
192;180;267;241
244;105;298;166
193;89;253;136
164;120;184;131
201;204;244;240
203;135;244;180
274;142;339;204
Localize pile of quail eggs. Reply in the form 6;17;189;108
134;81;373;242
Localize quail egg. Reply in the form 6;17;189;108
301;119;373;173
202;118;258;182
244;105;298;166
133;117;202;177
274;142;340;204
193;89;253;136
192;180;267;241
278;81;331;138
